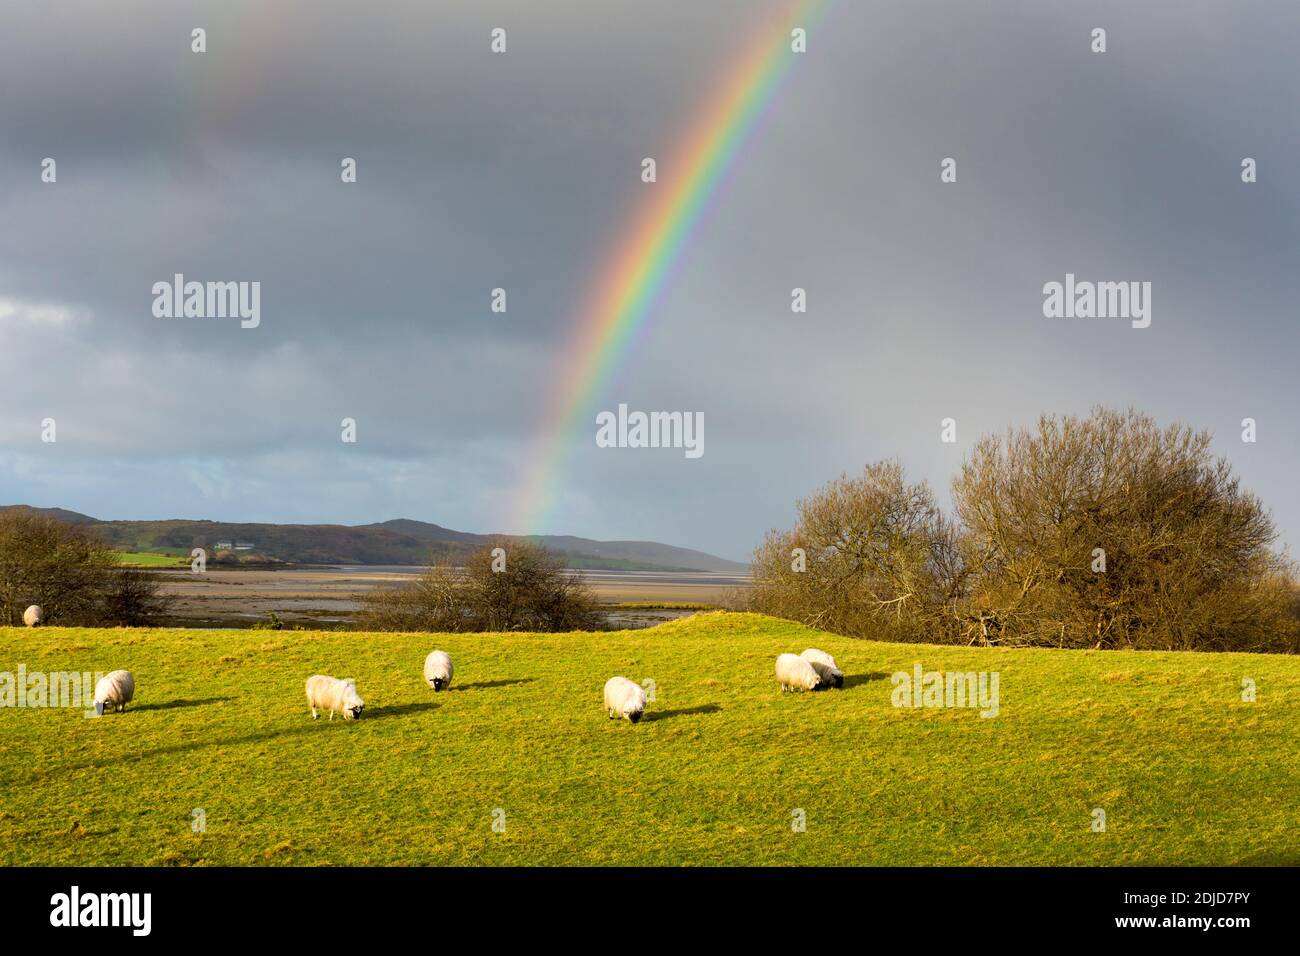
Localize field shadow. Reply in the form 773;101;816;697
12;724;324;784
842;672;890;689
367;701;439;720
7;703;440;785
644;703;722;722
453;678;537;692
133;696;235;712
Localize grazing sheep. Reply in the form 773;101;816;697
423;651;454;691
306;675;365;720
93;670;135;716
22;605;43;627
603;676;647;724
801;648;844;688
775;653;822;692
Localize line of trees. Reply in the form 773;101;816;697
0;511;170;626
750;408;1300;653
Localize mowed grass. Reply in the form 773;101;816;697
0;612;1296;866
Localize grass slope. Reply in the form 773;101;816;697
0;613;1295;866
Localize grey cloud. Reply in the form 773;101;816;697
2;0;1298;561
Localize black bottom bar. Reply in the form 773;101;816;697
0;866;1288;942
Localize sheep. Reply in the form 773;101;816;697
603;676;647;724
93;670;135;716
22;605;43;627
775;653;822;692
305;675;365;720
423;651;454;691
801;648;844;688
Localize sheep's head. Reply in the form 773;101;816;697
341;683;364;718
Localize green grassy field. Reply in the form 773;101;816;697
0;612;1295;866
113;551;187;567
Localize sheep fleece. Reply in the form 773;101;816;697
775;653;821;691
423;651;454;690
800;648;844;688
306;675;364;719
603;676;647;723
94;670;135;712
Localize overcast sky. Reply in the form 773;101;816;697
2;0;1298;562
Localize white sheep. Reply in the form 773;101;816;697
93;670;135;715
22;605;43;627
801;648;844;688
306;675;365;720
603;676;647;724
423;651;454;691
775;653;822;692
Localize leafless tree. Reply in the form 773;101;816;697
0;510;171;626
750;461;961;642
951;408;1298;651
751;411;1298;653
356;540;601;632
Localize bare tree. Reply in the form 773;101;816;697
750;461;961;642
0;510;172;626
0;511;117;625
751;411;1298;653
356;540;601;632
99;568;169;627
951;408;1298;651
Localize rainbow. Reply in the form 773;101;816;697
511;0;833;533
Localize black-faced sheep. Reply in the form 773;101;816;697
603;676;647;723
800;648;844;688
423;651;454;691
93;670;135;715
306;675;364;720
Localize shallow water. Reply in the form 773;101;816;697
151;566;750;629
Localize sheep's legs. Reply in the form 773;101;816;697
311;707;318;719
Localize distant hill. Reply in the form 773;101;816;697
0;506;749;573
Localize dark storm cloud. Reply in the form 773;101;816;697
1;0;1297;560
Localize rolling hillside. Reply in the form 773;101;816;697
1;612;1295;866
0;506;748;573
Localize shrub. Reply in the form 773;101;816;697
952;408;1298;651
749;461;961;642
752;410;1299;652
0;510;172;626
356;540;600;632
